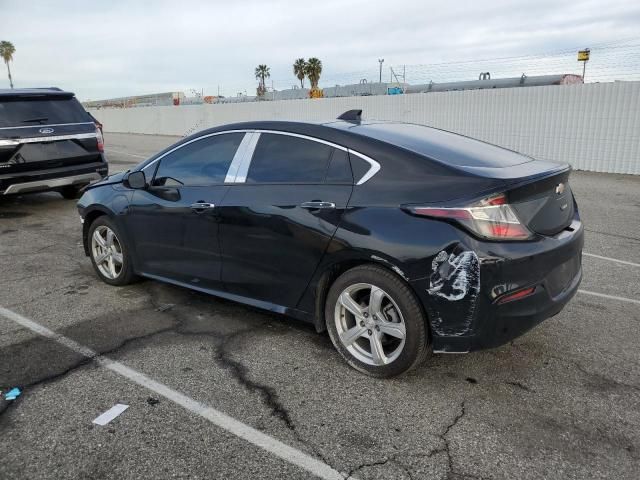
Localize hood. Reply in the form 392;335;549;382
87;170;128;189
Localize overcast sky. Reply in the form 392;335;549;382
2;0;639;100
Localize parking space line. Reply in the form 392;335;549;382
105;148;147;159
583;252;640;268
0;306;346;480
578;290;640;306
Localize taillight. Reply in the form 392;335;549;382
95;124;104;152
406;194;532;240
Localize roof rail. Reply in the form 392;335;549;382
337;109;362;122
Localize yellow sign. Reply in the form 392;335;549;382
578;50;590;61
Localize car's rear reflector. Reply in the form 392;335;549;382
497;286;536;304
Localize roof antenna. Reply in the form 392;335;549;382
337;109;362;123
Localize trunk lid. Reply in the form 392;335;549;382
507;169;575;236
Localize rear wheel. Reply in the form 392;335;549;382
325;265;430;377
59;185;82;199
88;216;137;286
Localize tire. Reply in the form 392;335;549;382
88;216;137;286
325;264;431;378
60;186;82;199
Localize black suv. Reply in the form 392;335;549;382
0;88;107;198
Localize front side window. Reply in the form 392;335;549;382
153;133;244;187
246;134;333;184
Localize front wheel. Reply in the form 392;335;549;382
88;216;137;286
325;265;430;377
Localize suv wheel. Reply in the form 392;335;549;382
88;216;137;286
325;265;430;377
60;186;82;199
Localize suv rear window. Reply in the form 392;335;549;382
0;97;91;128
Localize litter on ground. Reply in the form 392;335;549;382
92;404;129;426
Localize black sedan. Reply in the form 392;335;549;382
77;111;583;377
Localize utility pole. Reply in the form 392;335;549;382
378;59;384;83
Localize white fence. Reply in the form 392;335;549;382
91;81;640;174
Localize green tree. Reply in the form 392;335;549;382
254;64;270;97
305;58;322;89
0;41;16;89
293;58;307;88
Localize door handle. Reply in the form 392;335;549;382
190;202;216;212
300;201;336;209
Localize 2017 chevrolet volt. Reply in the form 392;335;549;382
78;111;583;377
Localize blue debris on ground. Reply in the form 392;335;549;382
4;388;21;401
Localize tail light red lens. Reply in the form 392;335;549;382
95;124;104;152
496;286;536;304
406;194;532;240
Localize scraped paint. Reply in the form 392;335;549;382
428;250;480;301
427;247;481;336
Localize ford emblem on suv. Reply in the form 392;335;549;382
39;127;54;134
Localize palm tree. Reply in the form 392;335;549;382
254;64;270;96
0;41;16;89
305;58;322;90
293;58;307;88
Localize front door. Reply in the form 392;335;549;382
218;132;354;308
126;132;246;290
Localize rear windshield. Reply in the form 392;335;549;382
0;97;91;128
353;123;531;168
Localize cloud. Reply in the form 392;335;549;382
2;0;639;100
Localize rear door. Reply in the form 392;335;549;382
126;132;246;289
218;132;353;308
0;94;100;175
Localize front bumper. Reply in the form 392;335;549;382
415;219;584;353
0;161;108;195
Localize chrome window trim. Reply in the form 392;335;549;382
138;128;382;185
0;121;95;131
0;132;98;147
238;129;382;185
141;129;251;172
234;132;261;183
224;132;255;183
348;150;381;185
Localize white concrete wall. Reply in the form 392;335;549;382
91;82;640;174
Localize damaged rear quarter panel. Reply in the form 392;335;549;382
426;245;481;337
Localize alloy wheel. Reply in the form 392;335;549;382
334;283;407;366
91;225;124;280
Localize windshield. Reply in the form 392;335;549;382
0;97;91;128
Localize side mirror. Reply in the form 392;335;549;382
125;171;147;189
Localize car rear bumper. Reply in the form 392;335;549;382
418;219;584;353
0;161;108;195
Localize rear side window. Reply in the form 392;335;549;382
0;97;90;127
325;149;353;184
247;134;333;183
153;133;244;187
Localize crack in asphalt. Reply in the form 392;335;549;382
0;286;340;474
345;458;392;479
341;402;481;480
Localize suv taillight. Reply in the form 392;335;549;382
95;124;104;152
405;194;532;240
